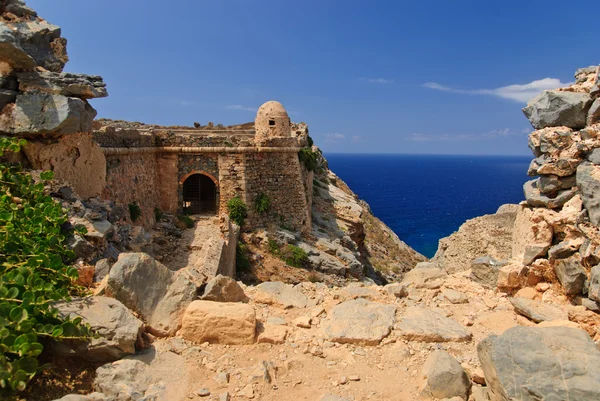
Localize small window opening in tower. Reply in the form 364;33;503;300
269;119;275;126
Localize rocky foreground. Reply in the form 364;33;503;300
48;255;600;401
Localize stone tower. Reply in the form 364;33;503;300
255;100;291;142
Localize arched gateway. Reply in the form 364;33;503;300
181;173;217;214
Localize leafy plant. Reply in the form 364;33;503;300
0;138;91;395
280;244;309;268
236;242;251;273
254;193;270;214
154;207;163;222
128;203;141;222
267;239;280;255
307;135;314;148
177;215;194;228
224;140;233;148
298;148;318;172
227;196;247;226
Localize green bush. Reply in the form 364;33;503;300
177;215;194;228
298;148;318;172
254;193;270;214
227;196;247;226
154;207;163;222
267;239;280;255
236;242;251;273
307;135;314;148
281;244;309;268
128;203;141;222
0;138;92;395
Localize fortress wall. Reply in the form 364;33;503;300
103;152;162;228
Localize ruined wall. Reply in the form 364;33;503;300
103;153;161;228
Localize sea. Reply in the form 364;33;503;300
325;154;531;258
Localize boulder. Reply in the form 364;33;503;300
554;257;587;295
17;71;107;99
107;253;196;336
470;256;506;288
587;148;600;164
200;274;246;302
322;298;395;345
538;174;576;194
478;326;600;401
441;288;468;304
587;98;600;126
523;179;577;209
383;283;408;298
253;281;307;308
52;297;143;362
523;90;593;129
0;93;96;136
421;350;470;400
94;258;111;282
509;297;567;322
547;240;580;260
177;300;256;345
257;323;288;344
576;163;600;226
588;264;600;302
511;206;553;266
0;88;17;109
0;19;67;72
401;263;447;288
396;307;472;342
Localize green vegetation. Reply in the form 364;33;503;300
298;148;318;172
236;242;251;273
254;193;270;214
227;196;247;226
154;207;163;222
307;135;314;148
177;215;194;228
0;138;91;395
267;240;309;268
224;140;233;148
128;203;141;222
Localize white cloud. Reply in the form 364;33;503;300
422;77;571;103
407;128;519;142
325;133;345;143
360;77;395;84
225;104;257;112
179;100;201;106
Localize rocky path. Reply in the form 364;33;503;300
162;216;221;272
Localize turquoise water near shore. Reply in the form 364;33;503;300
325;154;531;258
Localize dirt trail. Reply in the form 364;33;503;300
162;216;221;272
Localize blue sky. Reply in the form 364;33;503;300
29;0;597;155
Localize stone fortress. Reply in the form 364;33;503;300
95;101;313;233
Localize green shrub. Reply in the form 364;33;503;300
154;207;163;222
267;239;280;255
227;196;247;226
0;138;92;395
255;193;270;214
298;148;318;172
281;244;309;268
236;242;251;273
128;203;141;222
177;215;194;228
224;140;233;148
307;135;314;148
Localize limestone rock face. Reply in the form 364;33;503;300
478;326;600;401
52;296;143;362
523;179;577;209
421;350;471;400
511;206;553;266
253;281;308;308
470;256;506;288
401;263;447;288
322;299;395;345
0;93;96;136
17;71;108;99
431;209;517;274
588;264;600;302
23;132;106;199
509;297;567;322
178;300;256;345
0;18;67;72
107;253;196;336
200;274;246;302
576;163;600;226
523;90;593;129
396;307;471;342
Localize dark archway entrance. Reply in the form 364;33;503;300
182;174;217;214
